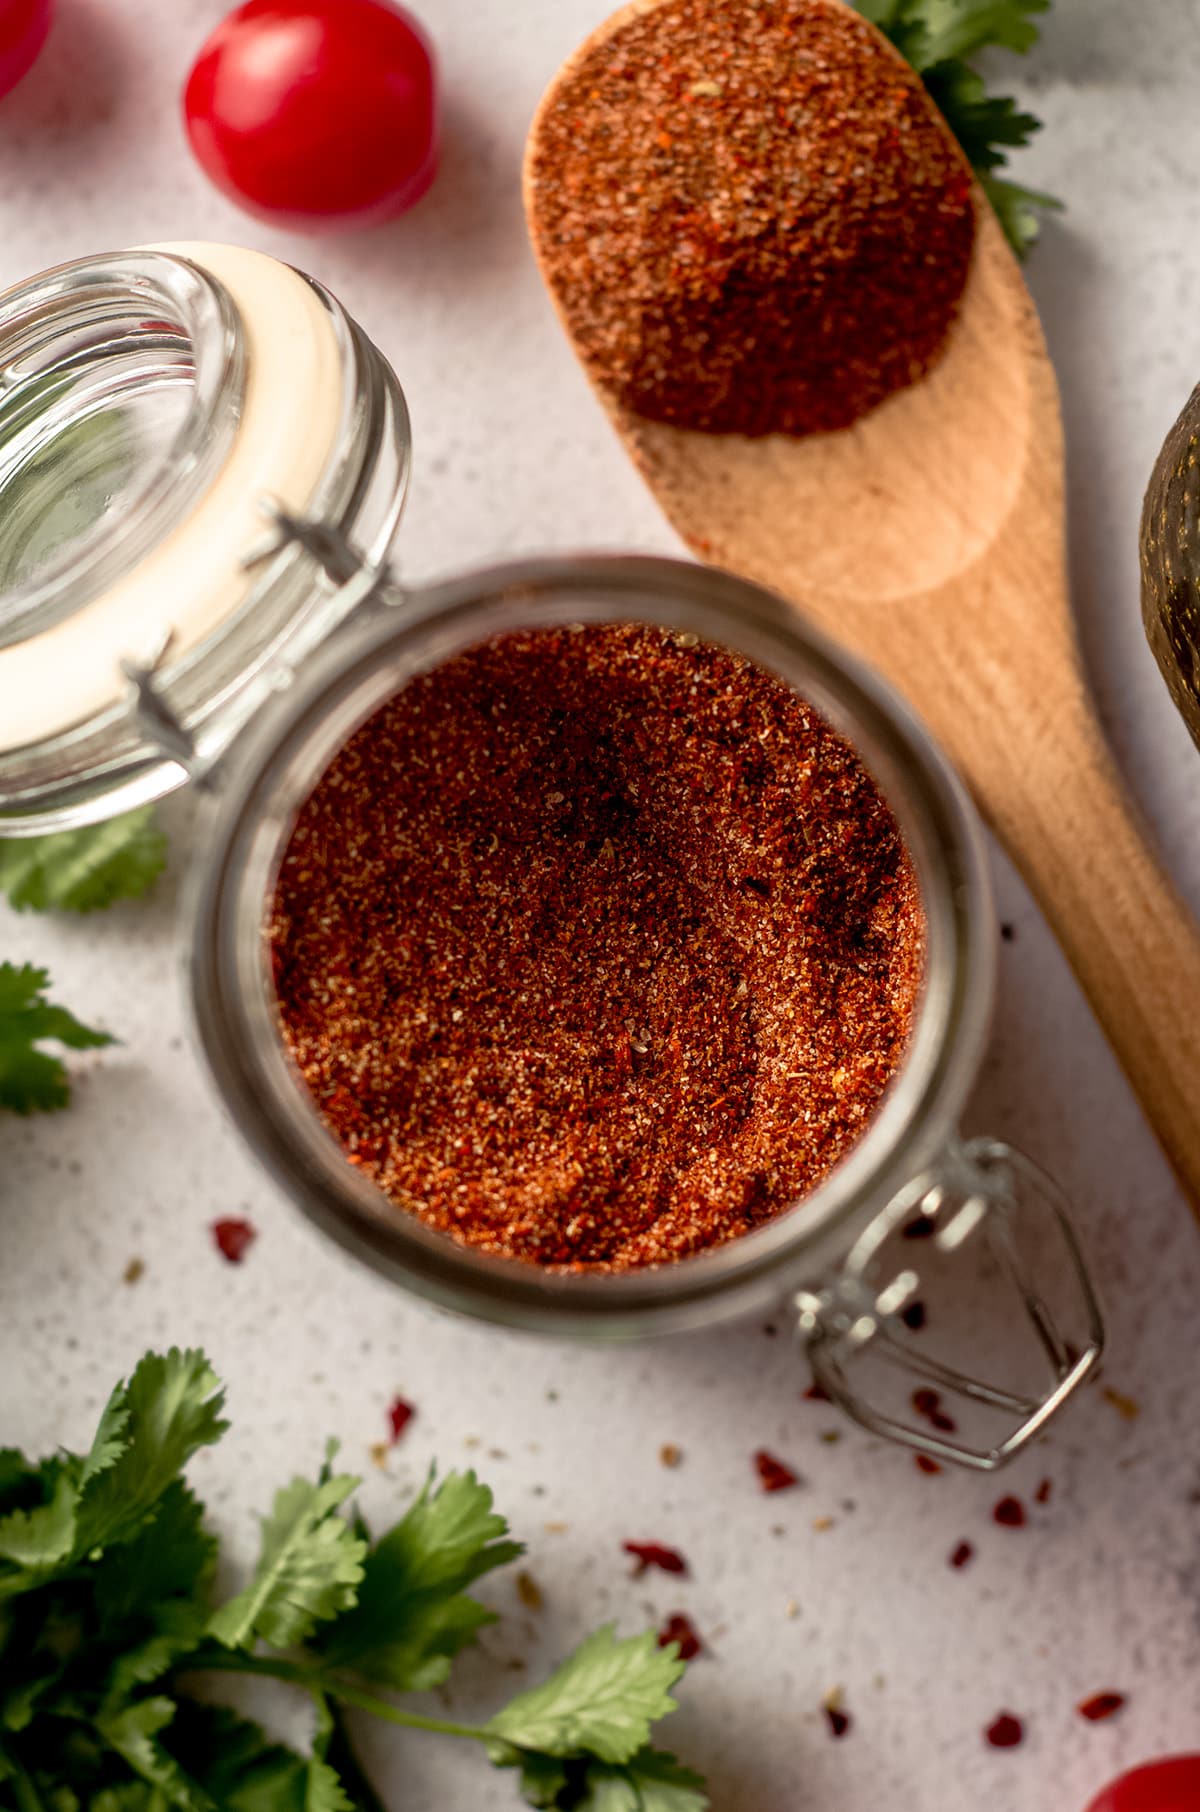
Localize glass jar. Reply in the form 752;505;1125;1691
0;244;1103;1469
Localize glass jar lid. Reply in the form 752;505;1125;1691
0;243;411;831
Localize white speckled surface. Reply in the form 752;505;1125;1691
2;1;1200;1806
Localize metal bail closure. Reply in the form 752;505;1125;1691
795;1138;1104;1471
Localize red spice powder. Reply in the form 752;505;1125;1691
211;1217;256;1264
659;1613;703;1660
754;1449;801;1493
526;0;975;437
1034;1478;1053;1506
1078;1692;1126;1724
271;625;923;1272
624;1540;688;1577
986;1713;1024;1750
914;1454;942;1476
949;1541;974;1570
993;1495;1026;1528
824;1705;852;1739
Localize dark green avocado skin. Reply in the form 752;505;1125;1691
1142;383;1200;751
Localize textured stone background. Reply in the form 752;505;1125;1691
1;2;1198;1807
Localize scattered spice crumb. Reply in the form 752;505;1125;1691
658;1613;703;1660
993;1495;1026;1528
368;1440;390;1470
820;1431;841;1446
488;1447;508;1460
211;1217;256;1264
812;1516;835;1533
1078;1692;1126;1723
544;1521;569;1534
950;1541;974;1569
770;1524;786;1537
822;1688;851;1739
660;1442;683;1468
623;1540;688;1577
785;1598;799;1619
755;1449;801;1492
515;1571;544;1611
803;1382;831;1403
763;1323;778;1337
122;1257;145;1286
1102;1386;1140;1422
464;1434;481;1449
915;1454;942;1476
546;1389;560;1403
1034;1478;1053;1505
388;1397;415;1444
1001;923;1016;942
986;1713;1024;1749
901;1301;928;1331
912;1388;958;1435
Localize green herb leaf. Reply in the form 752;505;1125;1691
0;810;167;915
853;0;1059;255
75;1352;227;1559
0;1471;78;1571
319;1469;522;1692
0;964;113;1114
206;1472;366;1652
485;1627;685;1766
94;1698;212;1812
580;1749;710;1812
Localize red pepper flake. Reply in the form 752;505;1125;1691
803;1382;831;1403
211;1217;256;1264
623;1540;688;1577
658;1612;703;1660
914;1454;942;1475
993;1495;1026;1528
1034;1478;1053;1505
986;1713;1024;1749
1078;1692;1126;1723
387;1397;415;1444
900;1300;927;1331
754;1449;801;1492
912;1387;940;1417
824;1705;852;1739
949;1540;974;1569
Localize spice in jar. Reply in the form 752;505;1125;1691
526;0;975;438
270;623;924;1271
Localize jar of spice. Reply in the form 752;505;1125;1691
0;244;1103;1469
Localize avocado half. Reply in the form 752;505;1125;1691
1142;383;1200;751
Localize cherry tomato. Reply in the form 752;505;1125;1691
183;0;437;233
1085;1757;1200;1812
0;0;52;101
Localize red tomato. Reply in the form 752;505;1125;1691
183;0;437;232
1086;1757;1200;1812
0;0;52;100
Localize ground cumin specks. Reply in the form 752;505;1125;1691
526;0;975;438
270;624;924;1270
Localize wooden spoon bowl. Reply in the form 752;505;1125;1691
525;0;1200;1213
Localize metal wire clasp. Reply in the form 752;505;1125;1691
796;1139;1104;1471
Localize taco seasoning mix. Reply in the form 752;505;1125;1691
269;624;925;1271
525;0;976;438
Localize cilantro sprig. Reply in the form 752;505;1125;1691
0;1350;707;1811
0;962;113;1113
0;808;167;915
854;0;1061;256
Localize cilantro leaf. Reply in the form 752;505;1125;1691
581;1749;709;1812
75;1352;227;1559
319;1470;522;1692
485;1627;685;1766
0;1471;78;1571
852;0;1059;255
0;964;113;1114
168;1704;349;1812
206;1472;366;1652
94;1697;213;1812
0;809;167;915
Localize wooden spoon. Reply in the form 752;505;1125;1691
525;0;1200;1215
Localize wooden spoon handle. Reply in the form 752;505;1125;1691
948;660;1200;1215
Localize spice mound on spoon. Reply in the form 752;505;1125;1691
527;0;975;438
526;0;1200;1215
